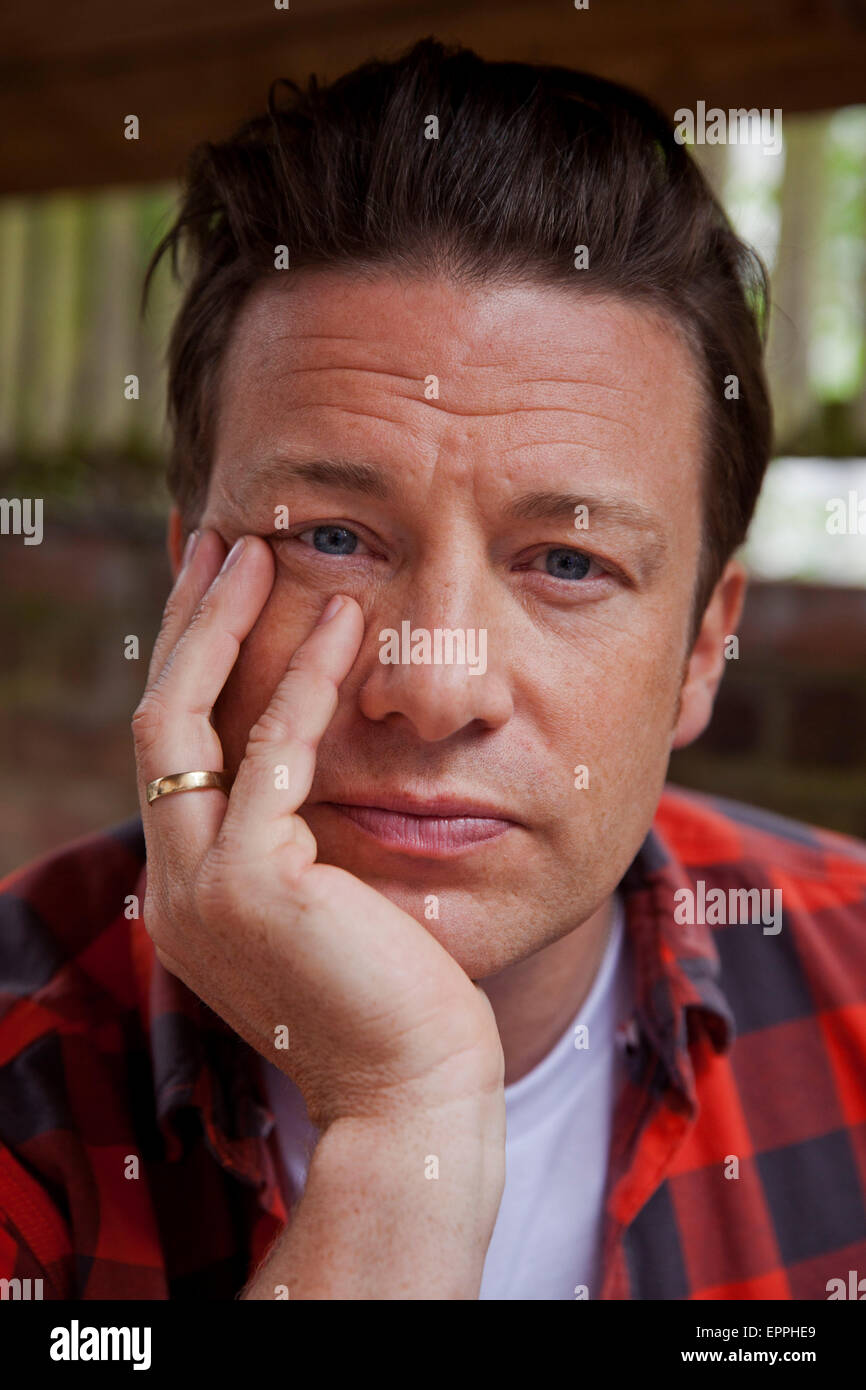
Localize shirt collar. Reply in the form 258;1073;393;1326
620;813;736;1112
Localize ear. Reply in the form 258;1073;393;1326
671;558;748;750
167;505;185;581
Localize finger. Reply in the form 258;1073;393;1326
132;535;276;865
145;528;227;688
220;593;364;860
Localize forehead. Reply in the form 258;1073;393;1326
210;269;705;514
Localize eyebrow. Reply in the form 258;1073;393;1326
230;456;668;557
231;456;392;510
506;489;666;538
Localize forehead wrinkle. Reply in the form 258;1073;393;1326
517;376;632;395
501;439;608;457
309;403;432;443
277;362;423;388
268;320;461;371
272;331;374;345
330;399;640;426
233;396;432;448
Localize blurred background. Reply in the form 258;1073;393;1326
1;0;866;874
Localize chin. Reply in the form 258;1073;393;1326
305;810;577;976
364;876;548;979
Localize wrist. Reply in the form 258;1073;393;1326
320;1084;506;1219
243;1088;505;1300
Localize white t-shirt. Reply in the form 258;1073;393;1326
259;893;632;1301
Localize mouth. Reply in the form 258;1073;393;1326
319;793;519;857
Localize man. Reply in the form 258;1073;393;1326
1;37;865;1302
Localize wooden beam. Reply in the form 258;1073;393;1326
2;0;866;193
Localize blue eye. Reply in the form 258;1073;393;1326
307;525;360;555
539;548;593;580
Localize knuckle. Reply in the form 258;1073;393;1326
131;696;154;731
132;686;168;724
246;677;335;750
131;691;168;752
246;707;302;751
285;640;320;671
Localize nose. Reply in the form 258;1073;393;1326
356;577;513;742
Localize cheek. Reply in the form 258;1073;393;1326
536;624;683;787
602;645;681;740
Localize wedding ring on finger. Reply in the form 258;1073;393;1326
146;770;235;804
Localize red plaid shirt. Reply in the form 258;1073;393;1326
2;785;866;1300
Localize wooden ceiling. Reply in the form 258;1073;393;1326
3;0;866;194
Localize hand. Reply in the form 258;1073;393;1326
131;529;504;1131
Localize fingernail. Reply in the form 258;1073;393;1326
181;529;200;571
220;537;246;573
317;594;346;626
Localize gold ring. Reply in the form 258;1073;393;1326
146;770;234;804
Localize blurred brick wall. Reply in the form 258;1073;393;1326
1;520;864;878
0;516;170;875
669;580;866;840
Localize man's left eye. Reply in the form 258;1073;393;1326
297;525;370;556
530;547;600;581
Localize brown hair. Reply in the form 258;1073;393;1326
145;36;772;633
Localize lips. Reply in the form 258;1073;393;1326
319;792;518;856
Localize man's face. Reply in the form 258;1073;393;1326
196;271;710;979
